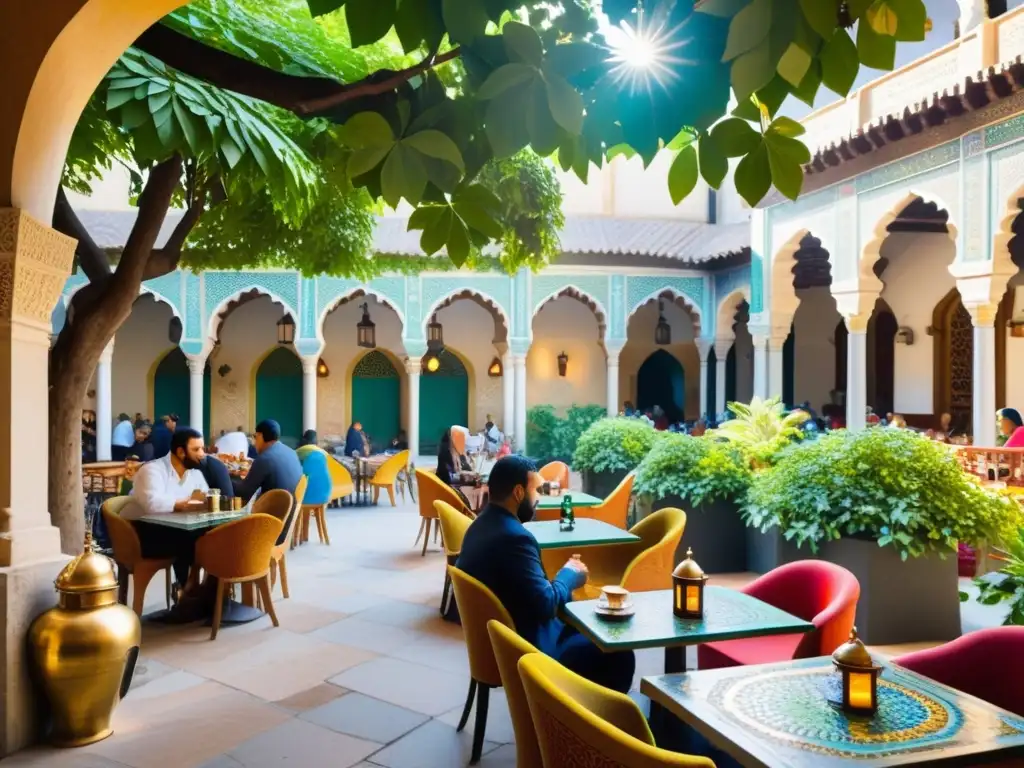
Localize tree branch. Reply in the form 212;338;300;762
134;23;460;117
52;187;112;283
143;177;222;280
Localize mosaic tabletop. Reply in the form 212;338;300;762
562;587;813;651
641;656;1024;767
536;491;603;509
137;508;249;531
524;519;639;549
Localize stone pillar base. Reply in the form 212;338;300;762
0;555;69;757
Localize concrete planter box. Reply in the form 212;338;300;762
817;537;961;645
582;469;629;500
652;496;747;574
745;527;808;575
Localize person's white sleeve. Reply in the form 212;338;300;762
130;466;177;516
194;471;210;494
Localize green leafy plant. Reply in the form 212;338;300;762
709;397;808;467
962;526;1024;626
744;429;1019;560
633;433;751;507
573;418;662;474
526;404;606;461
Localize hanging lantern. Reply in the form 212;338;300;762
317;358;329;378
672;548;707;619
655;301;671;345
427;313;444;353
168;316;183;345
488;357;503;377
424;353;441;373
557;351;569;377
276;314;296;345
357;303;376;349
829;628;883;715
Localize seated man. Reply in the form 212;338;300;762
457;455;635;693
200;453;234;498
121;427;209;587
232;419;303;543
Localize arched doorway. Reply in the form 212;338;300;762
255;347;303;447
933;290;973;432
420;349;469;454
636;350;684;422
726;346;737;405
153;348;211;438
868;304;897;416
351;350;401;453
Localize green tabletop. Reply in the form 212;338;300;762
536;491;602;509
137;509;248;531
641;656;1024;767
524;519;639;549
562;586;813;652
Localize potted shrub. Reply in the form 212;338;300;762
526;404;605;467
573;417;660;498
745;428;1018;644
709;397;809;573
634;433;752;573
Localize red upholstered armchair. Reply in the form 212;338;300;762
698;560;860;670
895;627;1024;717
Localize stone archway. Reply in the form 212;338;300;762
254;347;303;447
350;350;401;453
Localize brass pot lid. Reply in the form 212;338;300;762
55;533;117;594
672;548;706;580
832;627;876;669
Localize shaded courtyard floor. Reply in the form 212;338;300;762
3;496;1009;768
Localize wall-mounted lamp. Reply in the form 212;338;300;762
217;364;232;378
654;301;671;345
557;351;568;377
427;313;444;353
317;358;330;378
488;357;503;377
425;353;441;373
357;303;376;348
895;326;915;345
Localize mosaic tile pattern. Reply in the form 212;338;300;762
624;276;703;323
531;274;610;319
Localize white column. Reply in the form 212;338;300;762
513;354;527;452
752;334;768;400
186;354;206;436
300;356;318;434
714;338;732;417
406;359;421;459
845;315;869;432
767;337;785;402
95;340;114;461
969;304;998;446
502;351;514;435
606;348;621;417
696;340;711;419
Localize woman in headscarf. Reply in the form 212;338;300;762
344;421;369;457
998;408;1024;447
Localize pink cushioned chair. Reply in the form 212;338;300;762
698;560;860;670
895;627;1024;717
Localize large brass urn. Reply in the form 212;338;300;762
29;534;141;746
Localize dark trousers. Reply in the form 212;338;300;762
553;625;635;694
111;445;129;461
132;522;204;585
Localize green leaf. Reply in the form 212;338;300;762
699;133;729;189
765;136;805;200
668;146;699;205
711;117;761;157
219;137;243;168
408;205;444;232
381;143;427;207
106;87;136;111
503;21;544;66
777;15;818;87
791;59;822;104
172;98;201;152
345;0;397;47
454;198;504;238
820;28;858;95
734;142;771;206
866;1;898;35
545;73;584;134
307;0;344;17
347;145;392;178
421;207;453;254
731;39;776;102
395;0;445;52
888;0;927;42
477;63;537;101
666;130;697;151
767;115;806;138
799;0;838;39
446;217;471;267
485;87;531;158
403;130;465;172
525;80;561;155
723;0;772;61
857;14;896;70
696;0;754;17
443;0;491;43
338;112;395;149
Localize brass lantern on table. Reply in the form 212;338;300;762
831;627;883;715
672;548;707;619
29;533;141;746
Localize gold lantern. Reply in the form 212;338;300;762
831;628;883;715
29;534;141;746
672;548;707;619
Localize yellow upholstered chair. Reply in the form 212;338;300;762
580;472;634;528
518;653;715;768
415;468;473;556
448;566;515;765
436;500;475;616
538;461;570;490
195;513;284;640
569;507;687;601
486;621;542;768
102;496;172;617
370;450;409;506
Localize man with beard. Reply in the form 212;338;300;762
123;427;209;588
456;455;635;693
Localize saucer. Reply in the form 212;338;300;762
594;602;635;620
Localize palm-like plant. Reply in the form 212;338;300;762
709;397;809;468
965;525;1024;626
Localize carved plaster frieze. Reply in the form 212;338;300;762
0;208;75;328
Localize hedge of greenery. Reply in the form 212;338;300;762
633;433;751;507
525;404;606;463
573;417;663;474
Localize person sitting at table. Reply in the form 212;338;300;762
233;419;303;544
999;408;1024;448
200;453;234;498
149;413;178;460
111;413;135;461
214;426;249;458
299;429;318;448
344;421;369;458
389;430;409;451
436;428;471;485
127;421;155;463
457;455;636;694
121;427;209;587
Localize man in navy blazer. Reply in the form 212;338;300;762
232;419;303;544
457;455;635;693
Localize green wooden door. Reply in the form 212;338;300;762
153;348;211;436
351;351;400;453
255;347;303;447
419;350;468;455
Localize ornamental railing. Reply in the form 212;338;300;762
952;445;1024;487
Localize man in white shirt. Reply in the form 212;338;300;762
214;427;250;458
124;427;209;588
111;413;135;461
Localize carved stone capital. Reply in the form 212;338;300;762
403;358;421;376
695;338;712;362
965;302;1000;328
0;208;76;330
300;356;319;376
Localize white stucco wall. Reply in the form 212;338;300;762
527;296;606;413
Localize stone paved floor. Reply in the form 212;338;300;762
2;494;1008;767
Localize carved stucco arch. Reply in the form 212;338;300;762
626;287;703;337
206;286;299;344
769;228;814;319
58;283;182;336
991;181;1024;282
421;288;510;342
316;286;406;345
531;285;608;340
716;288;750;341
